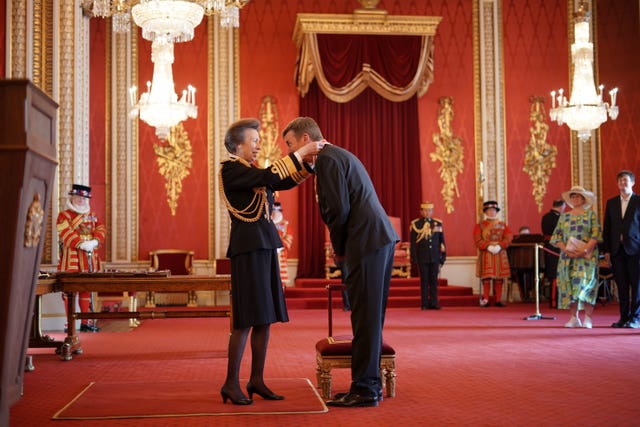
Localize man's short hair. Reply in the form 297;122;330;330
552;199;565;208
282;117;323;142
616;170;635;183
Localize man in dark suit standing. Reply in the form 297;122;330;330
603;170;640;328
283;117;398;408
541;199;565;307
410;201;446;310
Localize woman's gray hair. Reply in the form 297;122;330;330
224;118;260;154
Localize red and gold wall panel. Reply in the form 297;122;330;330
597;0;640;201
503;0;571;232
137;23;210;260
240;0;479;257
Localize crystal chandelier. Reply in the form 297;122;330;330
129;40;197;139
549;1;619;142
83;0;250;139
81;0;251;33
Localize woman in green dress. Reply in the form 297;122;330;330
550;186;601;328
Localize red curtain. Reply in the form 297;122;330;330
297;34;423;278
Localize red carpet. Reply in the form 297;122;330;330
13;304;640;426
52;378;327;420
288;277;478;308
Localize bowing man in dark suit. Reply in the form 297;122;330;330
603;170;640;328
219;118;322;405
410;201;446;310
283;117;398;408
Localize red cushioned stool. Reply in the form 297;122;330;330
315;284;396;400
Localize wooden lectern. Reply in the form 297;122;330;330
0;80;57;424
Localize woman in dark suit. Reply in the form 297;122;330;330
219;118;320;405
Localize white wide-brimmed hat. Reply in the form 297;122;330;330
562;185;596;209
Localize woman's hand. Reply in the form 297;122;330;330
296;140;325;163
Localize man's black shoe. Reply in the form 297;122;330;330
333;390;383;401
429;305;442;310
326;392;378;408
80;324;100;332
611;320;627;328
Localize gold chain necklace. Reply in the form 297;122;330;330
218;169;268;223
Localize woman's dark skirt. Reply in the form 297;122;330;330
230;248;289;329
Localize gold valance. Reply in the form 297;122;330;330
293;9;441;103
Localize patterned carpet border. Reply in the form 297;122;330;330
52;378;328;420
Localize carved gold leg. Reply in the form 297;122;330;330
145;291;156;307
129;295;140;327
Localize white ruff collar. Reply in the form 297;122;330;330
66;199;90;214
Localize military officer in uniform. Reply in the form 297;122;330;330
57;184;106;332
410;201;446;310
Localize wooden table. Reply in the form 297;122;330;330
51;273;231;361
26;278;64;370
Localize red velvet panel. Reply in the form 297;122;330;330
503;0;571;232
316;34;422;87
297;83;421;278
137;23;210;260
597;0;640;201
89;18;107;263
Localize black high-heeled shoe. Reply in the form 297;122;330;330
246;382;285;400
220;387;253;405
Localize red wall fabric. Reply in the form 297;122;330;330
137;23;210;260
597;0;640;202
89;19;107;263
240;0;478;257
414;0;475;256
503;0;571;233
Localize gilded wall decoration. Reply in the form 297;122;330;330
431;97;464;213
256;96;281;168
154;123;193;216
523;96;557;212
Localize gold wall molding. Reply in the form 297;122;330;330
473;0;507;219
256;96;282;168
523;96;557;212
155;123;193;216
57;0;76;211
209;20;241;260
9;0;27;78
293;11;441;43
431;97;464;214
111;29;139;261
